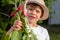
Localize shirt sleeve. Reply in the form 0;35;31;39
45;29;50;40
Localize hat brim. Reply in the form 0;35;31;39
25;0;49;20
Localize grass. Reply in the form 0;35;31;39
49;31;60;40
45;24;60;40
39;24;60;40
48;25;60;40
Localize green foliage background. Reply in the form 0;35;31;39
0;0;56;40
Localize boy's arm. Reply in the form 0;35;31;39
45;29;50;40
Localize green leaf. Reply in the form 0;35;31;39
11;30;22;40
22;34;27;40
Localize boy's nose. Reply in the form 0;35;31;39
32;10;36;15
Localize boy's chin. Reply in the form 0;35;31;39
28;18;35;21
28;19;37;23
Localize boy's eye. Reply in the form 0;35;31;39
36;10;40;13
29;8;33;11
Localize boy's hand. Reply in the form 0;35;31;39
12;20;22;30
6;20;22;35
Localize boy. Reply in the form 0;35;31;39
6;0;50;40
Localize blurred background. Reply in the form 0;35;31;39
0;0;60;40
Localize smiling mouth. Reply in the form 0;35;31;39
29;16;36;19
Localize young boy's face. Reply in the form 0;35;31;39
26;4;42;23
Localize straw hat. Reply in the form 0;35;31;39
24;0;49;20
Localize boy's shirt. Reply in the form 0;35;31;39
27;25;50;40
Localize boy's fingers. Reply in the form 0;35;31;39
14;22;22;27
14;20;22;26
14;20;22;24
13;25;22;31
13;27;22;30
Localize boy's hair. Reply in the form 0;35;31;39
27;3;44;18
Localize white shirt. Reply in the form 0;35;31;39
27;25;50;40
